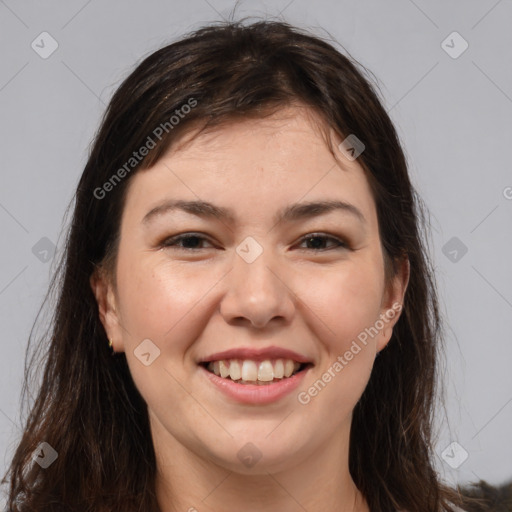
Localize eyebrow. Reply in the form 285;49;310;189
142;199;366;226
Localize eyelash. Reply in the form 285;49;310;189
159;232;349;252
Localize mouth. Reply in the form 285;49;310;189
199;359;313;386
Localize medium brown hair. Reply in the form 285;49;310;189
2;19;473;511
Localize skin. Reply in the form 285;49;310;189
91;106;409;512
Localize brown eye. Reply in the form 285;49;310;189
296;233;349;251
160;233;215;250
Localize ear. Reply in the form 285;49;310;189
90;266;125;352
376;255;410;352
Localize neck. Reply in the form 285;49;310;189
151;413;369;512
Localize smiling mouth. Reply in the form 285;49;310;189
200;359;312;385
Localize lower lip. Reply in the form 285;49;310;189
199;365;311;405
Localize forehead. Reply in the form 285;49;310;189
167;106;336;163
121;107;378;230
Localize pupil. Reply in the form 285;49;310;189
307;237;324;249
183;236;200;248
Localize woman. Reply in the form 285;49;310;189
2;20;476;511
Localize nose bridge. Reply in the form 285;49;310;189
220;236;294;328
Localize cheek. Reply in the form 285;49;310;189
294;258;384;409
116;257;211;344
295;269;382;416
114;257;214;406
298;258;384;350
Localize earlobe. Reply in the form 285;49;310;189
376;314;397;353
90;268;122;349
377;255;410;352
387;255;410;314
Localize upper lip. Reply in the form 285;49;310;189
198;346;313;365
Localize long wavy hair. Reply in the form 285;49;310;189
2;19;474;511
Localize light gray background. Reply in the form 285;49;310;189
1;0;511;505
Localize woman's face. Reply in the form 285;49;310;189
93;106;407;476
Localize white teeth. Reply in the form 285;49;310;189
258;360;274;382
229;360;241;380
273;359;284;379
284;359;295;378
219;360;230;378
241;360;258;381
205;358;304;383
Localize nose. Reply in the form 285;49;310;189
219;246;295;329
